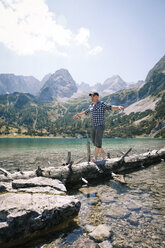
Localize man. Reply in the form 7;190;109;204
73;92;124;162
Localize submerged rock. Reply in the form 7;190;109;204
69;234;97;248
96;240;113;248
0;193;81;247
88;224;112;241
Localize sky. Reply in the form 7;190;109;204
0;0;165;85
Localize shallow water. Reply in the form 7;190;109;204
22;162;165;248
0;138;165;172
0;138;165;247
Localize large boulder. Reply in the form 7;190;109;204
0;193;81;247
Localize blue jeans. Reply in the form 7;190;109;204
91;125;105;148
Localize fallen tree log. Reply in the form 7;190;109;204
36;147;165;186
0;147;165;186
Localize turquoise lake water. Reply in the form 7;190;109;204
0;138;165;171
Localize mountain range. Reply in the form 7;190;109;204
0;54;164;138
75;76;144;98
0;69;143;102
0;74;43;96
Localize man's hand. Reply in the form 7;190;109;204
119;106;124;111
73;112;85;119
73;114;78;120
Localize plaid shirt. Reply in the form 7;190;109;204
85;101;112;127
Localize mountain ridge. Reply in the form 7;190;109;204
0;74;43;96
0;72;143;100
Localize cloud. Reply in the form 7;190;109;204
88;46;103;55
0;0;102;56
75;28;90;48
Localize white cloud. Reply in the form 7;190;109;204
75;28;90;48
0;0;102;56
88;46;103;55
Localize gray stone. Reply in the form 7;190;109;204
12;177;66;192
107;206;130;218
89;224;112;241
17;186;65;195
0;170;36;182
70;234;97;248
0;193;81;246
127;214;139;226
97;240;113;248
85;224;96;233
127;200;141;211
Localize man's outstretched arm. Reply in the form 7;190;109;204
111;105;124;111
73;111;86;120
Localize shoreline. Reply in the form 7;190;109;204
0;135;164;139
0;135;64;139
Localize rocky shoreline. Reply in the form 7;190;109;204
0;147;165;247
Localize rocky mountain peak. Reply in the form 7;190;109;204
145;55;165;82
39;69;77;102
139;55;165;99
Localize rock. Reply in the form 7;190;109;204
107;206;130;218
0;170;36;182
17;186;65;195
96;240;113;248
70;235;97;248
127;201;141;211
89;224;112;241
127;214;139;226
85;224;96;233
12;177;66;192
0;193;81;247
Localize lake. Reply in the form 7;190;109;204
0;138;165;247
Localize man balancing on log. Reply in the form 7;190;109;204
73;92;124;162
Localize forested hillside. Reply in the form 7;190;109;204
0;56;165;138
0;89;164;138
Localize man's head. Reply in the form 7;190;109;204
89;92;99;103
